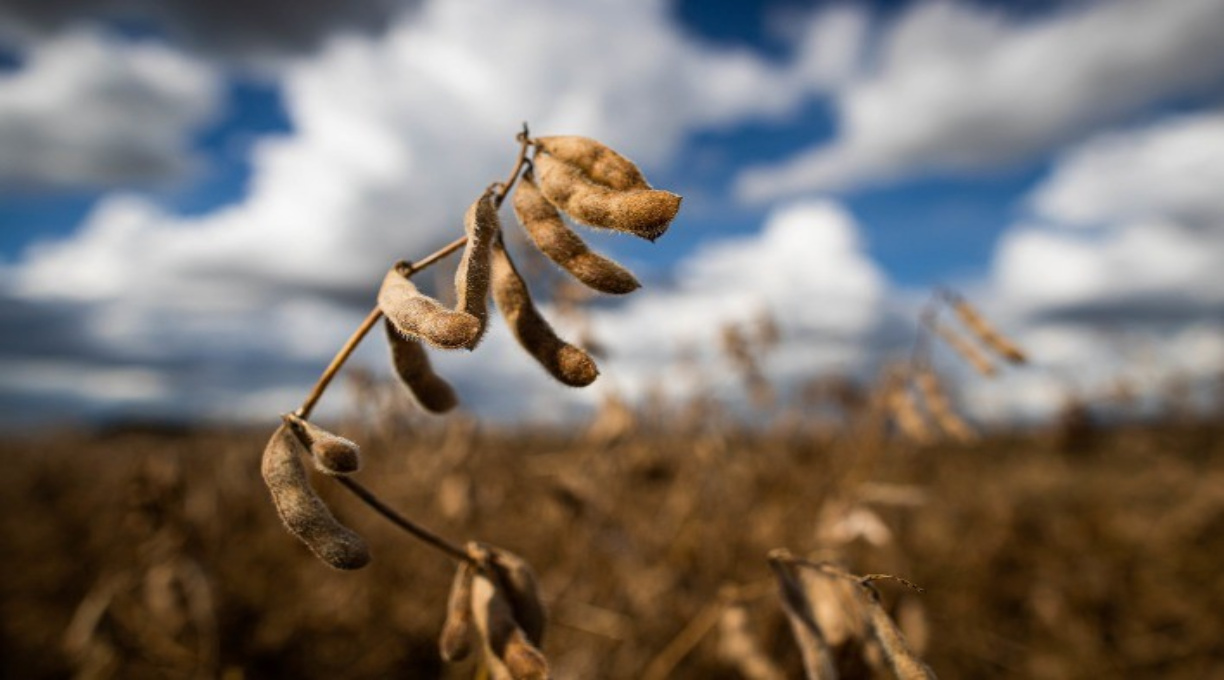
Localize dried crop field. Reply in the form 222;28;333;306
3;405;1222;679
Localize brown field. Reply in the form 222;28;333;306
3;405;1223;679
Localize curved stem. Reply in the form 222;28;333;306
336;477;474;565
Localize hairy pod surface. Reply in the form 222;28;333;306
533;135;651;191
260;424;370;570
469;546;551;680
440;561;476;662
532;152;680;242
384;319;459;413
491;238;599;387
886;379;934;445
513;173;640;295
454;188;500;348
284;413;361;475
481;543;547;646
378;268;481;350
952;299;1027;365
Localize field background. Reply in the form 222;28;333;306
4;391;1222;679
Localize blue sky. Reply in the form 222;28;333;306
1;0;1223;428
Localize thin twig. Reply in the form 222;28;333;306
336;477;474;565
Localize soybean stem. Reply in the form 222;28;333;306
336;477;474;565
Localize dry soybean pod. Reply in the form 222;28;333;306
284;413;361;475
767;550;838;680
440;561;476;662
931;322;997;378
885;376;934;445
532;151;680;242
378;266;481;350
483;544;548;646
860;585;937;680
260;423;370;570
513;172;640;295
948;295;1027;364
469;546;551;680
491;236;599;387
384;319;459;413
914;366;978;444
533;135;651;191
454;187;500;348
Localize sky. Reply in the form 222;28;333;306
1;0;1223;429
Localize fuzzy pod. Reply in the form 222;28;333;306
284;413;361;475
260;423;370;570
767;551;838;680
478;543;547;646
378;268;481;350
533;135;651;191
490;238;599;387
932;322;996;378
440;561;476;662
914;367;977;444
513;173;640;295
453;188;500;348
862;588;938;680
469;549;551;680
532;152;680;242
383;319;459;413
951;298;1027;365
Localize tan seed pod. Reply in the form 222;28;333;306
283;413;361;475
482;543;547;646
260;424;370;570
454;188;500;348
951;297;1027;364
513;173;640;295
439;561;476;662
491;237;599;387
533;135;651;191
469;552;551;680
932;322;996;378
885;377;934;445
378;267;481;350
383;319;458;413
767;550;838;680
862;587;937;680
532;152;681;242
914;367;978;444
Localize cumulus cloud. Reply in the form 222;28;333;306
738;0;1224;200
0;0;871;424
587;200;889;402
962;110;1224;422
0;29;221;189
0;0;413;61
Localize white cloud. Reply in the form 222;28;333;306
0;29;221;188
587;200;888;403
962;109;1224;422
1;0;874;423
738;0;1224;200
1031;112;1224;228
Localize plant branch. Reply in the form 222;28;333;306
295;123;533;420
335;477;474;565
292;124;537;564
